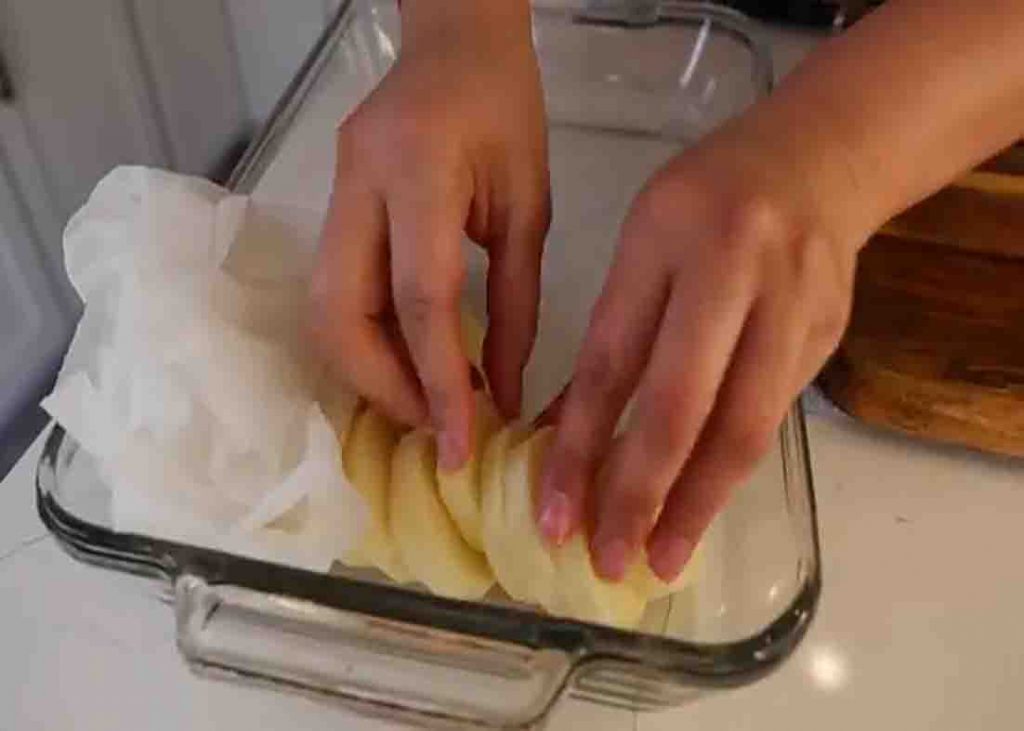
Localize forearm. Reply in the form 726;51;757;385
739;0;1024;245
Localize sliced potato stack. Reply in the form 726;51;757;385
333;392;703;629
342;405;410;583
327;307;702;629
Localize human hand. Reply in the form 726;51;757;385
309;0;549;470
535;0;1024;584
536;117;873;582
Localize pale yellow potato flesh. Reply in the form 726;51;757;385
331;374;707;625
551;534;648;629
341;405;410;583
625;539;706;600
498;427;559;607
437;392;502;551
390;430;494;600
479;425;527;600
500;427;646;629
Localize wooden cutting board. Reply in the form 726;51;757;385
818;144;1024;457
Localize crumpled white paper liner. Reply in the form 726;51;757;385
42;166;367;572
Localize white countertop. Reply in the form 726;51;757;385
4;16;1023;731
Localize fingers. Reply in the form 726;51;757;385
310;173;427;427
589;264;754;580
389;178;475;471
536;244;671;548
483;183;550;420
645;292;807;581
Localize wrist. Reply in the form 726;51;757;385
400;0;533;58
712;97;887;257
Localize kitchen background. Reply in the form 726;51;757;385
3;2;1023;729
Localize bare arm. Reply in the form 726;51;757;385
754;0;1024;242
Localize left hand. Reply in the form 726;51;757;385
535;116;871;582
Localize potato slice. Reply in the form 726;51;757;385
479;425;527;599
342;405;409;582
498;427;558;607
552;535;648;629
437;391;502;551
625;539;706;600
390;430;494;600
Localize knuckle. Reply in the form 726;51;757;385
549;436;589;481
815;300;851;344
720;196;803;273
761;227;854;349
635;386;697;461
381;112;453;173
394;282;451;328
725;413;776;465
626;175;683;236
807;276;852;347
422;381;459;419
574;338;629;402
780;230;833;283
336;107;442;179
614;485;664;537
391;133;435;174
721;192;789;246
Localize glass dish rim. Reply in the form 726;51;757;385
226;0;776;193
35;0;818;690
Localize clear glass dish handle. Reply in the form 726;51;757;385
174;575;572;728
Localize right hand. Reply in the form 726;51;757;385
309;1;550;470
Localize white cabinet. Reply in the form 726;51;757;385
0;146;71;420
0;0;333;472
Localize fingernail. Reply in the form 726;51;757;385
649;535;694;583
538;491;571;545
437;429;467;471
595;537;630;582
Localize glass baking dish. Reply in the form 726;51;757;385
37;1;820;727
